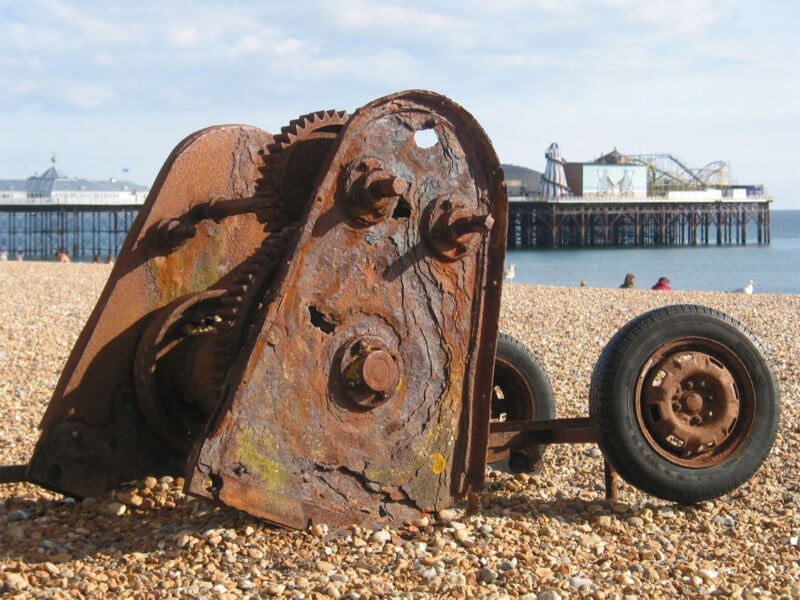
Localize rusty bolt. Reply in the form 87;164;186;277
450;213;495;237
360;350;398;396
367;174;409;199
339;337;400;409
344;158;409;225
424;195;494;262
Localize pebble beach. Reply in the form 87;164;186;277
1;261;799;599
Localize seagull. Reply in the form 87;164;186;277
730;280;754;294
503;263;516;283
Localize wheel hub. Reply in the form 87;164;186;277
681;390;704;414
637;341;752;468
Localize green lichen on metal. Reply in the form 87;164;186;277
146;225;234;304
235;426;289;490
364;412;454;485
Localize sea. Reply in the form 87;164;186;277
505;209;800;295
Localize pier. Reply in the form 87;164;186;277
0;205;140;260
0;196;774;258
0;163;147;260
0;154;773;257
507;197;772;249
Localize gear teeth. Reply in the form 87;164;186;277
268;109;348;154
210;109;349;397
262;110;349;207
278;109;350;144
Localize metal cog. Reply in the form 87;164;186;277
271;109;350;153
262;109;350;217
209;109;350;390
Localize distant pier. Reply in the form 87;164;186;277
0;205;139;260
0;163;147;260
1;197;774;259
506;197;772;249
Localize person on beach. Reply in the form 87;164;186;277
56;249;71;263
620;273;635;288
652;276;672;290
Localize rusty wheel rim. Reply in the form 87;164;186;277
635;337;756;468
487;356;534;462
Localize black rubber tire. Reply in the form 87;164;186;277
488;332;556;472
589;304;780;503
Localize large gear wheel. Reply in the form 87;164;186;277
215;109;350;350
133;110;351;452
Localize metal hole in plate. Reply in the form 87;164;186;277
414;129;438;148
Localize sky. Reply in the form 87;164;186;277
2;0;799;208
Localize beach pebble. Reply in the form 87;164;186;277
371;529;392;544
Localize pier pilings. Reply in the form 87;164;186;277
507;198;772;249
0;205;140;260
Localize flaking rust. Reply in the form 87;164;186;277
23;91;508;529
186;92;507;528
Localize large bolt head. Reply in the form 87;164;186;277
339;336;401;410
360;350;399;395
423;195;493;262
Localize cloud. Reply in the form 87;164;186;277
16;0;139;45
58;82;116;110
601;0;727;35
167;25;205;48
227;35;265;58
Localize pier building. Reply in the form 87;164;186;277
0;162;147;260
506;146;772;249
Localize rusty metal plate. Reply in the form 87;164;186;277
27;125;276;497
186;91;508;528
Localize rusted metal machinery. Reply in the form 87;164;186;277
1;91;781;530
